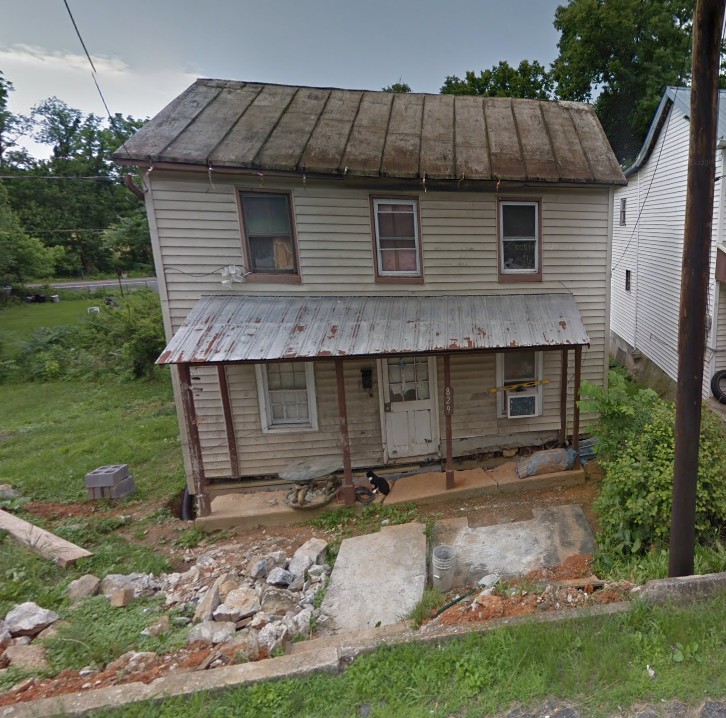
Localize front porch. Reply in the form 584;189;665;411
196;456;588;531
158;293;590;522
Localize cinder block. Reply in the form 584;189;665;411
110;475;136;499
85;464;129;488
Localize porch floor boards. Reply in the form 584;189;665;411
196;461;587;531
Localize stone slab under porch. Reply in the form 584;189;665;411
195;461;587;531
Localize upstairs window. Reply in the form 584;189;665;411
499;200;541;281
372;198;422;279
619;198;627;226
238;191;298;277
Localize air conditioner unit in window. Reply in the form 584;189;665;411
506;387;538;418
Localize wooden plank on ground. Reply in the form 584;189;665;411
0;509;92;568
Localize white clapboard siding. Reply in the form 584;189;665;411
612;102;724;397
147;171;610;477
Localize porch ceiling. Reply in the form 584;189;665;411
157;294;589;365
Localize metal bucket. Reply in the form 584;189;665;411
431;544;457;592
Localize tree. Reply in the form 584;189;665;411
382;81;412;93
0;72;32;168
101;205;152;273
441;60;554;99
0;181;57;283
5;98;147;276
552;0;695;163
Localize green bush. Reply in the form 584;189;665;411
581;371;726;565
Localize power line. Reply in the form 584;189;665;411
0;175;114;181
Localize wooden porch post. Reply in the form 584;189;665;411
217;365;239;478
559;348;568;445
335;359;355;506
572;346;582;459
443;354;454;490
178;363;210;517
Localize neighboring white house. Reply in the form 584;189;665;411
611;87;726;398
115;80;625;517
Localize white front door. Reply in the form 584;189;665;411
379;356;439;460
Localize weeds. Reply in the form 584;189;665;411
405;589;446;628
308;502;419;540
174;525;206;549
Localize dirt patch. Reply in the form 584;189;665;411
430;553;633;629
22;502;100;521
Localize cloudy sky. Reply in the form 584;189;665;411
2;0;562;146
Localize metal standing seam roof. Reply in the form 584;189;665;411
157;294;590;365
115;79;625;186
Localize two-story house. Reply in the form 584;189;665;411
115;80;625;518
611;87;726;400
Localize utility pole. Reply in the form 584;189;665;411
669;0;726;577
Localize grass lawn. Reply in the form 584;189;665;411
0;300;105;340
94;596;726;718
0;377;184;503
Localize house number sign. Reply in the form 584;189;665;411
444;386;454;415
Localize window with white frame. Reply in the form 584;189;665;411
372;199;421;277
255;362;318;432
619;198;627;226
499;200;540;276
496;351;544;418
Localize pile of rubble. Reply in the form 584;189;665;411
0;536;332;676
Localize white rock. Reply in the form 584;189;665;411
307;564;327;578
249;612;269;629
261;587;297;616
478;573;500;588
266;550;288;568
214;586;260;623
0;620;11;649
187;620;235;645
258;623;288;655
288;574;304;592
247;557;268;579
295;607;314;636
193;585;220;625
5;602;60;637
294;538;328;565
287;553;313;579
4;644;49;671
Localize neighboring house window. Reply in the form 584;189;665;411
372;198;422;279
499;200;541;280
238;191;299;277
619;198;627;226
625;269;632;292
255;363;318;432
496;351;543;418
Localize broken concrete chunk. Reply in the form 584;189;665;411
267;567;293;587
227;628;260;661
141;615;171;637
187;620;235;645
0;484;20;500
213;587;260;623
5;602;60;637
109;588;134;607
258;623;288;655
193;585;220;625
294;538;328;565
265;550;288;568
68;574;101;603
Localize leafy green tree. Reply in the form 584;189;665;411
0;72;32;168
441;60;554;99
382;81;412;93
101;205;152;273
0;180;57;283
5;99;146;276
552;0;695;163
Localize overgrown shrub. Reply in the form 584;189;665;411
2;289;165;383
581;371;726;565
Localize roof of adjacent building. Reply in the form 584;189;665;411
625;87;726;177
157;293;589;365
115;79;625;186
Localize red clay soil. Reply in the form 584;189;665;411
433;553;633;628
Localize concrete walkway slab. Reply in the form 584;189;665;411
432;504;596;588
320;522;427;634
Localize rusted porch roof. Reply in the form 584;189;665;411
157;294;589;365
114;79;625;186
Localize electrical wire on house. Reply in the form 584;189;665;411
610;90;677;274
163;266;233;278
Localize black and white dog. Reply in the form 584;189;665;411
365;469;391;496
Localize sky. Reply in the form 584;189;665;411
1;0;563;156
